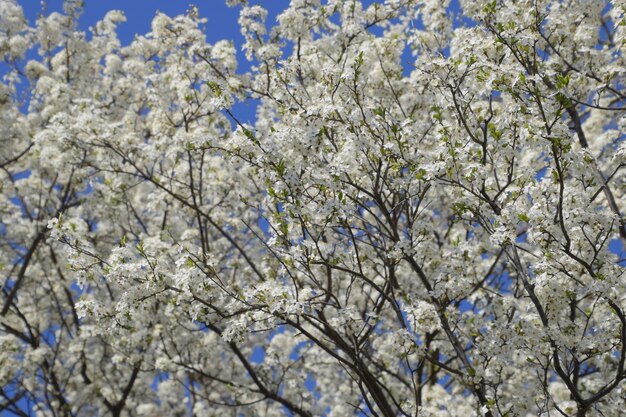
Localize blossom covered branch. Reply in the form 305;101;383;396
1;0;625;416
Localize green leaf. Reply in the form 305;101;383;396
556;92;572;107
482;0;497;15
275;159;286;176
207;81;222;97
431;105;442;122
556;73;570;89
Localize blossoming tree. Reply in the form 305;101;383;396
1;0;626;416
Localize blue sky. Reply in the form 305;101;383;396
18;0;286;47
16;0;289;122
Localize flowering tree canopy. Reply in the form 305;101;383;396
1;0;626;416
